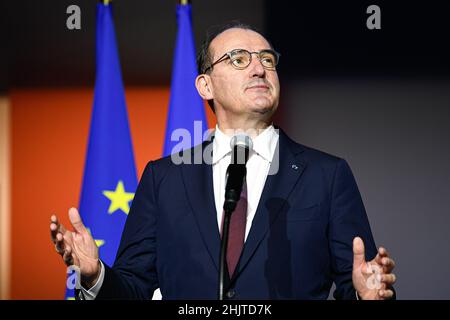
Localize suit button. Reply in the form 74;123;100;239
226;289;236;299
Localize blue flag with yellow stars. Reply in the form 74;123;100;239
163;3;208;156
65;2;137;299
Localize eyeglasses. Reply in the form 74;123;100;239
203;48;280;74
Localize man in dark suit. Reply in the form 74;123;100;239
50;22;396;300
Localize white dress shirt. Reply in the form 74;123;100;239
80;125;279;300
212;125;279;241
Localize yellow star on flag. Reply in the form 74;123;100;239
102;180;135;215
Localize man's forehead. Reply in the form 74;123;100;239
210;28;271;57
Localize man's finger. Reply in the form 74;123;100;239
50;223;58;243
68;207;87;234
55;232;65;254
353;237;366;269
381;274;396;285
382;257;396;273
378;247;389;257
63;232;75;248
63;246;74;266
50;223;66;242
50;215;60;242
379;289;394;299
50;215;67;242
373;247;389;265
54;243;63;255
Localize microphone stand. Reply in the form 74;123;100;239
218;137;251;300
218;162;247;300
218;208;232;300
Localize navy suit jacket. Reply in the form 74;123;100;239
95;129;378;300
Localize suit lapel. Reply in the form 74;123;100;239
180;141;221;271
235;129;307;276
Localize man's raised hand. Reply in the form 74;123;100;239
352;237;396;300
50;207;101;288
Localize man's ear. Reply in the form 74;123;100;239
195;74;214;100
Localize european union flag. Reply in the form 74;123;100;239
163;3;208;157
65;2;137;299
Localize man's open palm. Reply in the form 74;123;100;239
50;207;100;287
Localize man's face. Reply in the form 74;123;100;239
206;28;280;120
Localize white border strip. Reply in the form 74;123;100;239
0;97;10;299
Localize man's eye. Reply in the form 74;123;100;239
232;57;247;67
261;56;275;66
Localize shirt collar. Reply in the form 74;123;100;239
212;124;279;164
212;125;232;165
252;125;278;162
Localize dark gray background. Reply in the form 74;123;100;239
281;78;450;299
3;0;450;299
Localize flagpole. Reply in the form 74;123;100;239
179;0;189;5
101;0;111;5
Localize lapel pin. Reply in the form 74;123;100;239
291;164;299;170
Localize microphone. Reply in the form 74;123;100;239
223;134;253;213
219;133;253;300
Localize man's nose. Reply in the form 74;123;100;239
248;55;266;77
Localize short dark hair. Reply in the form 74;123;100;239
197;21;267;75
196;21;272;112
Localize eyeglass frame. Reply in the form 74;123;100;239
202;48;281;74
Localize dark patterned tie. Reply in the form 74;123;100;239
221;181;248;277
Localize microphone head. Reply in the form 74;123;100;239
230;133;253;165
